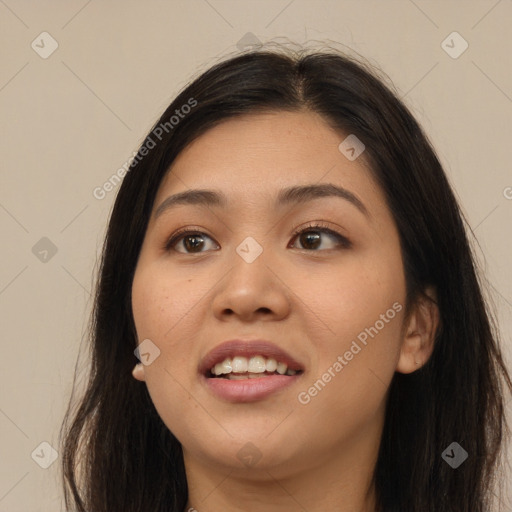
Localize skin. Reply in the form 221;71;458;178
131;110;439;512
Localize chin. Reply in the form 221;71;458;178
190;430;304;475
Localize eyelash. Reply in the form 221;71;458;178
163;222;351;254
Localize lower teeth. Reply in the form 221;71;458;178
217;371;279;380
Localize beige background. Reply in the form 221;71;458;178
0;1;511;510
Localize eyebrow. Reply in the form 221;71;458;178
153;183;369;220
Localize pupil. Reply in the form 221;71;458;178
185;235;203;252
301;232;320;249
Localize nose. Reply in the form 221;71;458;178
211;245;291;323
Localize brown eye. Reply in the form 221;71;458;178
165;231;219;254
290;224;351;251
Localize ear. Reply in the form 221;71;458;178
132;362;146;381
396;286;440;374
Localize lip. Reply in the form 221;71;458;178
198;339;305;403
202;373;302;403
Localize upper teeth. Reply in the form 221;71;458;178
211;356;297;376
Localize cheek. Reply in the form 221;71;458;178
292;249;405;352
131;262;204;346
293;249;405;411
130;262;207;410
131;263;203;440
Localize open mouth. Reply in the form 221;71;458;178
206;355;304;380
201;349;304;402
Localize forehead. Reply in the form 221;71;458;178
154;110;382;212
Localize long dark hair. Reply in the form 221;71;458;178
60;43;512;512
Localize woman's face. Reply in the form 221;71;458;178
131;110;412;478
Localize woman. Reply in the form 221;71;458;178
60;43;512;512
